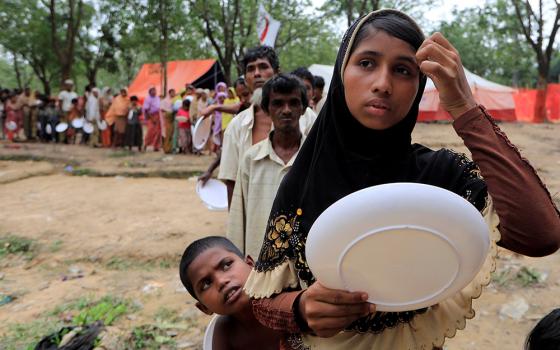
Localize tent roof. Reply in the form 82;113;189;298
425;67;516;92
127;59;224;98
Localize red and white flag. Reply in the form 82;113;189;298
257;4;281;47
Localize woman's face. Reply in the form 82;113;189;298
149;88;156;97
343;29;420;130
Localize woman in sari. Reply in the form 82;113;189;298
143;87;162;152
105;88;129;148
244;9;560;350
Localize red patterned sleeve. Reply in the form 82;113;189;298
252;291;304;333
453;105;560;256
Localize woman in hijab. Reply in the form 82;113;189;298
105;88;129;148
143;86;162;152
244;9;560;350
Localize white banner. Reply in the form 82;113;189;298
257;4;281;47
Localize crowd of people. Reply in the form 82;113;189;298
2;7;559;350
0;69;326;158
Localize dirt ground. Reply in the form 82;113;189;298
0;122;558;349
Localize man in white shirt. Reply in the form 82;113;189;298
58;80;78;115
228;74;307;257
218;46;317;207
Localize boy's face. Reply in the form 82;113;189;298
188;247;254;316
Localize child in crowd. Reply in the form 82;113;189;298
525;308;560;350
179;236;280;350
124;96;143;151
176;99;192;154
66;98;81;144
43;99;59;142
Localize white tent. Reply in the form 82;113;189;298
419;67;517;121
308;64;334;93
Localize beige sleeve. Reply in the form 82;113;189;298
226;151;250;254
218;121;240;181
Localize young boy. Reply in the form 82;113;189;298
179;236;280;350
176;99;192;154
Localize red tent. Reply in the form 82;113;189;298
127;59;225;98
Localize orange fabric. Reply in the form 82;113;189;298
513;84;560;123
127;59;217;99
105;96;129;125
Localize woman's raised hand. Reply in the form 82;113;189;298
298;281;376;338
416;32;477;119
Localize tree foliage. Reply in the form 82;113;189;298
438;0;537;87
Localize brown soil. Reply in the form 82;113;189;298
0;122;558;349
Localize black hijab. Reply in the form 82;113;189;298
254;10;488;333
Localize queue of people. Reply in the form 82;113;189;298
0;77;287;156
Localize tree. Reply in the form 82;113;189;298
511;0;560;122
44;0;85;86
320;0;434;27
188;0;257;84
0;0;59;94
75;0;120;87
438;1;536;87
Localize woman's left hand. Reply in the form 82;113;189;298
416;32;477;119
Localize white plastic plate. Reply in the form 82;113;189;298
306;182;489;312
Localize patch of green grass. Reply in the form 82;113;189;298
69;167;99;176
106;257;134;270
128;325;177;350
491;266;543;288
49;239;63;253
515;266;542;287
0;319;64;350
2;295;134;350
0;235;34;260
119;161;147;168
155;307;179;323
73;296;129;326
109;150;135;158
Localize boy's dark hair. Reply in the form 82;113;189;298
291;67;315;88
182;99;191;108
526;308;560;350
130;96;138;102
241;46;279;74
71;98;78;104
179;236;243;300
261;74;308;114
314;75;325;90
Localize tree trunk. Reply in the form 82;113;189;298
534;75;548;123
346;0;354;27
13;54;23;90
86;68;97;87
